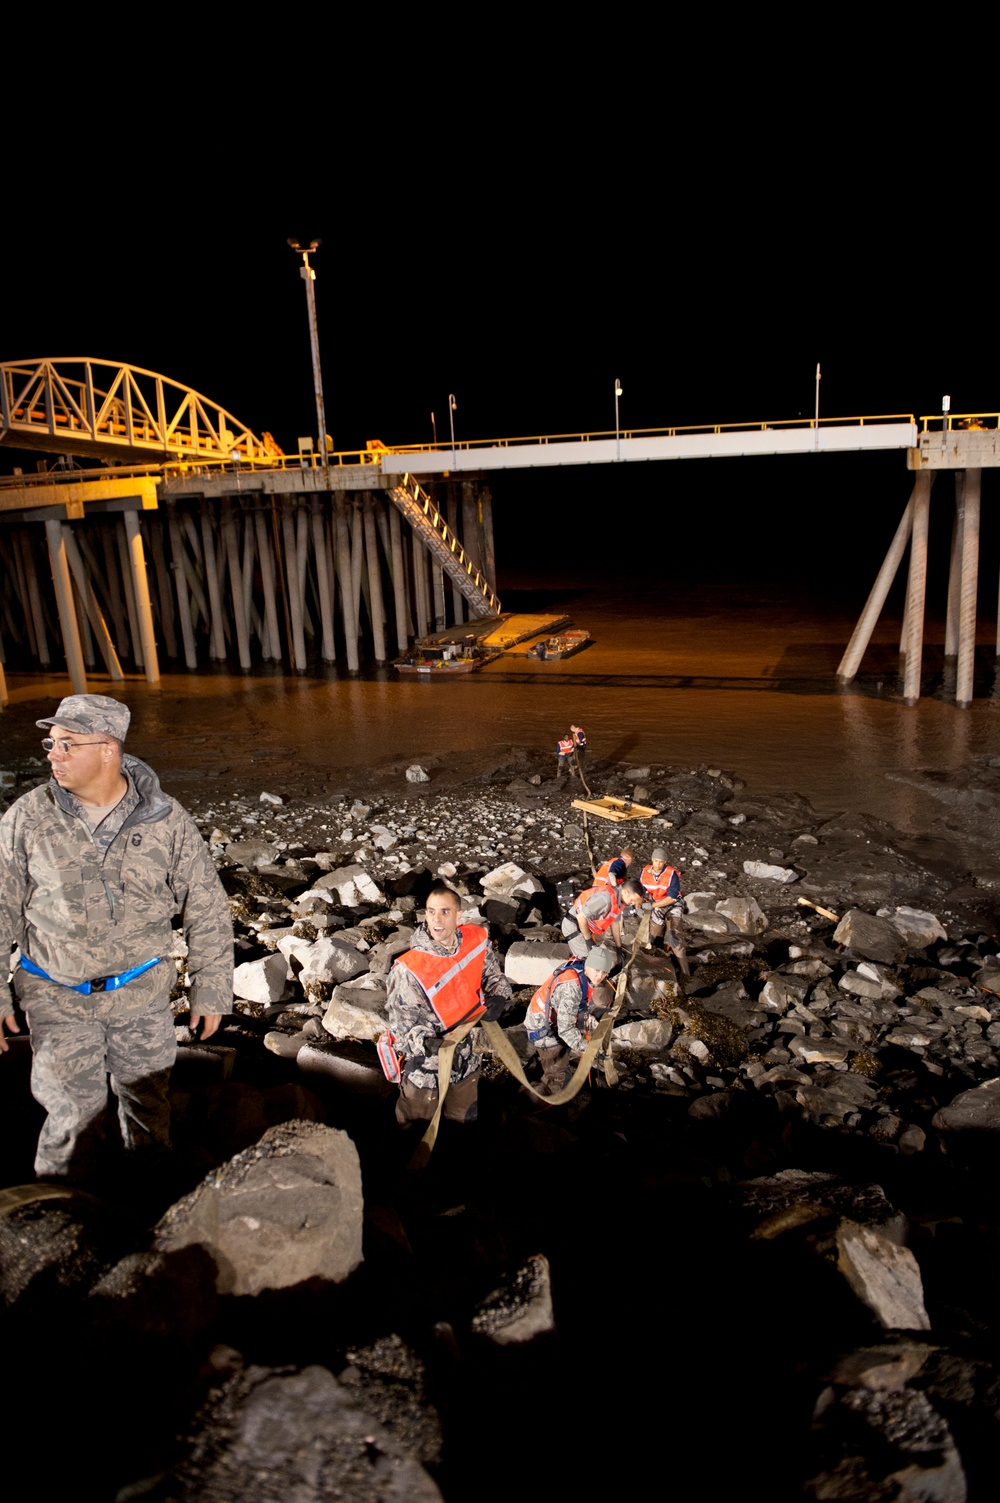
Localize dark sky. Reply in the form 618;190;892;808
1;54;992;593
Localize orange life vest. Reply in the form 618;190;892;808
573;883;622;936
593;859;624;890
557;736;573;756
392;924;489;1030
526;959;592;1042
640;862;681;905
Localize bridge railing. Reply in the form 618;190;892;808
918;412;999;432
377;412;917;458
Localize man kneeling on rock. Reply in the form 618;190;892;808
382;882;511;1125
524;945;616;1096
567;876;645;960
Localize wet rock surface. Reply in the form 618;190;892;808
4;746;1000;1499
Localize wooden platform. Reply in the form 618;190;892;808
571;795;660;822
480;613;570;649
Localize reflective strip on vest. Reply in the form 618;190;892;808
640;863;680;904
557;737;573;755
394;926;489;1030
593;860;620;889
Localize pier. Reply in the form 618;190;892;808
0;356;997;706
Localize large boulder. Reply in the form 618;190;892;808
471;1255;555;1347
315;865;384;907
886;906;948;949
233;953;290;1004
322;980;389;1043
225;839;279;869
834;909;908;965
716;896;768;934
154;1121;363;1295
503;940;572;986
835;1220;931;1331
932;1078;1000;1134
154;1360;442;1501
299;936;370;987
0;1185;130;1319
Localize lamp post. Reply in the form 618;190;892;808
814;362;821;427
614;378;623;461
288;238;330;479
449;393;457;468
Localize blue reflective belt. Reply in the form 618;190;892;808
18;954;163;995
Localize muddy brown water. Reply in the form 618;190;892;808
3;579;998;856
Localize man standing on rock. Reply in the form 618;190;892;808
525;945;615;1096
0;694;233;1188
639;847;689;975
382;881;511;1125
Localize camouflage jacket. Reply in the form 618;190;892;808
0;756;232;1019
385;923;511;1088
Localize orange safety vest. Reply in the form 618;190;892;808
557;736;573;756
392;924;489;1031
573;883;622;937
526;960;592;1042
593;859;624;890
640;862;681;905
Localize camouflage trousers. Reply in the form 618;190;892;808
23;994;176;1180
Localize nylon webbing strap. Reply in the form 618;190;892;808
408;1017;481;1171
410;914;651;1167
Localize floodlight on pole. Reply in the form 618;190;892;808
614;379;623;461
449;393;457;467
288;238;331;478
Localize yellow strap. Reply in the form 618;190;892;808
407;1017;480;1170
407;919;649;1168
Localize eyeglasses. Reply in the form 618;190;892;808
41;737;108;755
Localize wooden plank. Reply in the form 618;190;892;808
571;796;660;823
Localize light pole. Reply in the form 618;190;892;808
614;378;623;461
449;393;457;467
288;238;331;478
814;362;821;427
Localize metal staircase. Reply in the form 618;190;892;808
385;472;500;618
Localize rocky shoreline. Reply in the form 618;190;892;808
3;746;1000;1501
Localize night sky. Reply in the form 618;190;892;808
2;62;993;601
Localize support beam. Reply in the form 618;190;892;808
255;510;282;662
956;468;981;708
167;509;198;670
310;499;336;662
281;507;307;672
946;471;965;659
62;525;124;681
45;517;87;693
221;500;251;671
116;518;143;667
123;511;161;684
481;487;497;592
412;533;428;639
200;502;227;661
837;484;920;682
363;498;387;662
20;530;51;667
900;478;930;705
334;495;359;672
389;505;408;652
447;488;464;624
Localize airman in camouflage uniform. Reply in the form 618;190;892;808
0;695;233;1183
385;882;511;1124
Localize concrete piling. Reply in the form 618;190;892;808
0;480;493;682
956;468;981;708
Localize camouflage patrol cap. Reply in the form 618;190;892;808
37;694;130;741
